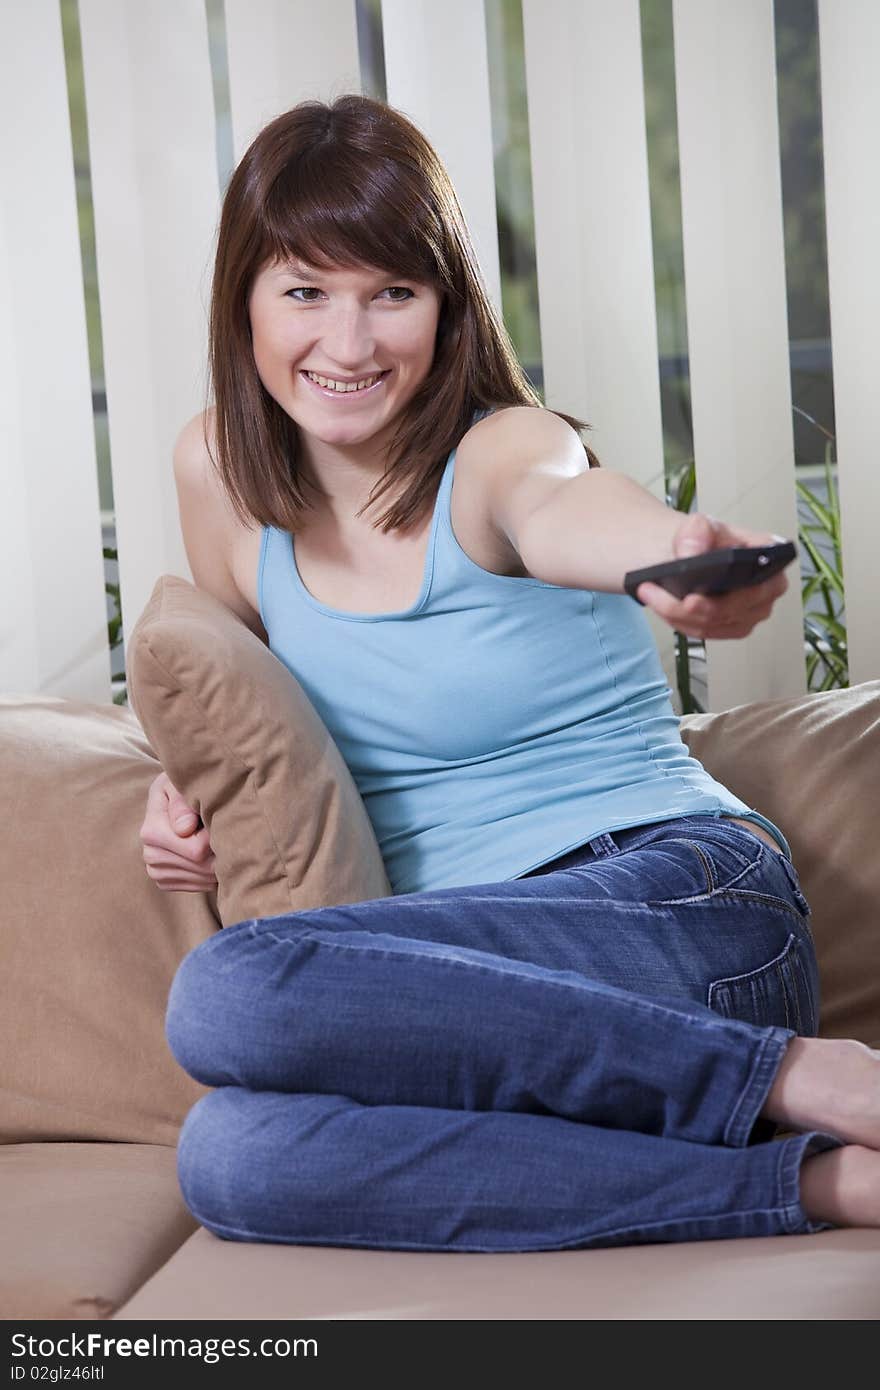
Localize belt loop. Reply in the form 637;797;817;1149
587;831;620;858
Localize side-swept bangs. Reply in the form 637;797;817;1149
259;147;457;298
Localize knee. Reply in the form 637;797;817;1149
175;1089;339;1241
165;916;324;1084
176;1090;243;1234
165;930;242;1081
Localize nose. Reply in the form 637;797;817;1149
321;304;377;372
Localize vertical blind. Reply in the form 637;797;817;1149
1;0;875;708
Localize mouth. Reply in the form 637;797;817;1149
300;369;391;401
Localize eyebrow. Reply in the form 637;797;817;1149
272;262;405;283
275;263;319;280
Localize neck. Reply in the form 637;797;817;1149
297;429;395;524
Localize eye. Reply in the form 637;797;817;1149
285;287;322;302
283;285;415;303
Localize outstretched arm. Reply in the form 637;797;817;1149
476;407;789;641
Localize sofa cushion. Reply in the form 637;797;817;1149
681;679;880;1047
113;1223;880;1321
0;696;214;1145
125;574;391;928
0;1142;195;1320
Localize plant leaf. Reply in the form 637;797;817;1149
796;480;835;532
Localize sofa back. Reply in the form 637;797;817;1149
2;578;878;1148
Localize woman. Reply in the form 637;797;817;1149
141;95;880;1250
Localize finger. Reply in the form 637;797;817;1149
636;584;718;630
759;570;789;599
143;848;217;878
143;839;216;869
650;601;765;640
635;581;690;620
638;570;787;624
165;790;201;835
146;771;199;832
709;522;785;549
146;870;218;894
678;608;775;640
697;591;778;627
149;875;219;893
145;773;173;817
674;512;718;557
724;567;789;606
706;625;757;641
142;826;215;863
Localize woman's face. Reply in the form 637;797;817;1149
248;257;442;454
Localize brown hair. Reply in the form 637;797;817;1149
207;93;599;535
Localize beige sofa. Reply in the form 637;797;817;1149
2;576;879;1321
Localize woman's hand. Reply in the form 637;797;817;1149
140;771;218;892
634;513;791;640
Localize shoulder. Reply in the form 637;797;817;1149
172;406;217;487
461;405;586;457
173;407;243;531
457;406;589;557
172;407;267;639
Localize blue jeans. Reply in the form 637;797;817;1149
166;814;844;1252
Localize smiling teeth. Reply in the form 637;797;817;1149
306;371;383;392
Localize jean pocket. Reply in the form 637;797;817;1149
707;932;819;1036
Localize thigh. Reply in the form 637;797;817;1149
225;814;818;1032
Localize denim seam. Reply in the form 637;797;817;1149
256;926;770;1027
778;1130;849;1235
258;924;783;1145
195;915;263;951
179;1129;844;1250
776;1134;804;1234
520;815;764;875
691;842;714;893
708;932;804;1031
610;838;718;896
778;959;792;1029
649;887;809;923
256;926;801;1037
646;843;759;907
723;1027;793;1148
721;889;810;926
182;1196;823;1253
775;1131;833;1235
624;825;759;873
782;955;800;1033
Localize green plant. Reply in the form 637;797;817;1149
104;545;127;706
665;457;703;715
665;409;848;711
793;408;848;691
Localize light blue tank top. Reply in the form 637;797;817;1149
258;413;788;895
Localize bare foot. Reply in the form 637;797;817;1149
800;1145;880;1228
761;1037;880;1149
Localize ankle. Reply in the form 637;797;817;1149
761;1036;812;1127
800;1145;880;1229
756;1039;873;1134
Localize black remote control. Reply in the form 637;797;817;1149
624;541;797;604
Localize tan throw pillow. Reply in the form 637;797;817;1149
681;680;880;1048
0;695;214;1144
125;574;391;928
1;577;389;1145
